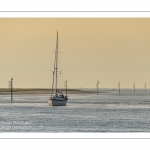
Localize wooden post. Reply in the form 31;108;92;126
145;83;146;92
11;77;13;103
97;80;99;95
133;82;135;93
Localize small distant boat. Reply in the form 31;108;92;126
48;32;68;106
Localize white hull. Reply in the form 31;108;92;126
48;97;67;106
52;99;67;106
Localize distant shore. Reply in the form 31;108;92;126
0;88;95;95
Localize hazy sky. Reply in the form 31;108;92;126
0;18;150;88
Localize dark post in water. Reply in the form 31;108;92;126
118;82;120;94
96;80;100;95
133;82;135;93
9;77;13;103
144;82;146;92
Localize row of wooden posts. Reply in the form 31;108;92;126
7;77;148;102
96;81;147;95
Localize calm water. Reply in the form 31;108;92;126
0;89;150;132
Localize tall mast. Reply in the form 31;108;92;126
51;62;55;96
55;31;59;95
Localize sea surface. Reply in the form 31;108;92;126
0;88;150;132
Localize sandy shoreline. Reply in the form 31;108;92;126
0;90;95;95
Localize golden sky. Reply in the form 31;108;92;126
0;18;150;88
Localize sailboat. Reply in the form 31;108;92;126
48;32;68;106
